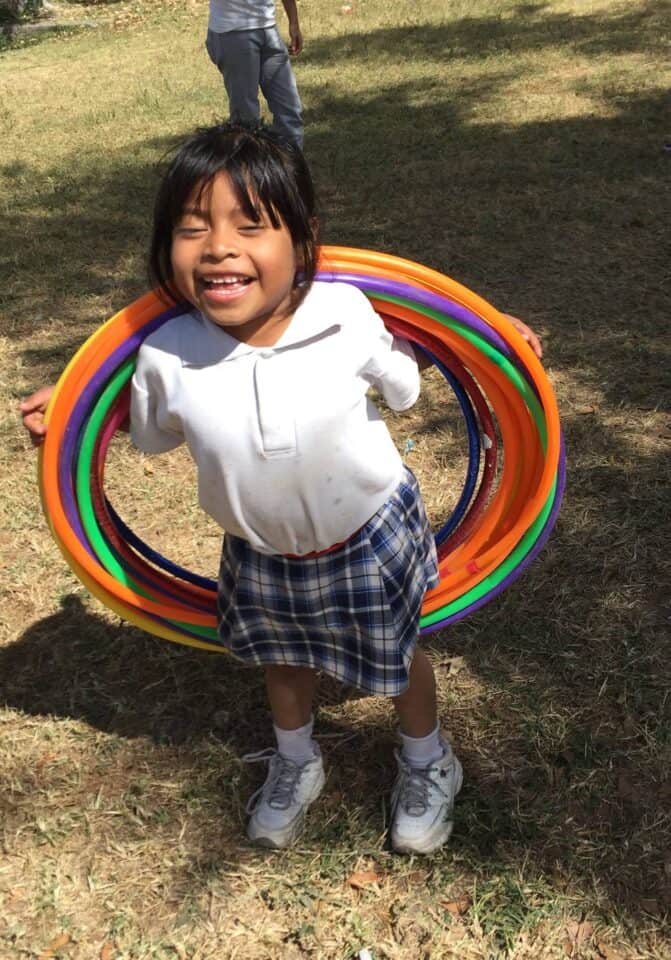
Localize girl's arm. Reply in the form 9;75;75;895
19;385;55;445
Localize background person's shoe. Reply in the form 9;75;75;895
244;746;325;848
390;740;463;854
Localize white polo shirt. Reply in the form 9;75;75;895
130;281;420;556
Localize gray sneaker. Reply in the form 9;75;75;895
390;741;463;854
244;746;325;848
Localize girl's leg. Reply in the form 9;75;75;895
390;648;463;855
246;664;324;848
264;663;318;730
265;664;319;765
391;647;437;738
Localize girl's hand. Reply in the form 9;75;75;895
19;385;55;445
504;314;543;359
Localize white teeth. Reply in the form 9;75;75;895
204;276;248;285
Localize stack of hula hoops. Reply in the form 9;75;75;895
39;246;565;651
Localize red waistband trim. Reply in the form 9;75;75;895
284;537;349;560
283;526;366;559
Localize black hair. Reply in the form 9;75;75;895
149;120;318;303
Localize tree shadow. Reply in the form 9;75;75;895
0;594;265;746
299;3;671;63
10;78;670;411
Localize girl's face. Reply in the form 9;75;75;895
170;172;300;346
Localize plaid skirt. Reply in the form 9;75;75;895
216;466;439;695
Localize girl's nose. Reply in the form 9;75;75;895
204;225;239;260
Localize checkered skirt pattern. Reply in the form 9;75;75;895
216;467;439;695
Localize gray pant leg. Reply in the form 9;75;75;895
206;29;263;122
259;27;304;149
205;27;304;149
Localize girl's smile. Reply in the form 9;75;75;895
199;272;255;305
171;172;300;346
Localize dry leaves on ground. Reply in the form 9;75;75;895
346;870;382;890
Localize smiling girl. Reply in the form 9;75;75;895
21;121;542;854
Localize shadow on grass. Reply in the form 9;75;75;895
7;96;669;414
3;0;670;935
2;459;670;923
301;1;671;62
0;594;267;746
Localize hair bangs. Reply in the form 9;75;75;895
149;121;318;302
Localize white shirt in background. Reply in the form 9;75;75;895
208;0;276;33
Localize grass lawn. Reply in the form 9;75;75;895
1;0;670;957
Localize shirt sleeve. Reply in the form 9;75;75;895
130;345;185;454
357;295;420;411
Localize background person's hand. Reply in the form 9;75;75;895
288;25;303;55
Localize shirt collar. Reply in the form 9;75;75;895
180;283;341;366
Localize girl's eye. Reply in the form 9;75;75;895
175;225;206;236
239;223;263;233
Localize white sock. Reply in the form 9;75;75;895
400;724;444;768
274;715;317;765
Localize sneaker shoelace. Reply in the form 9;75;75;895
243;748;307;813
391;751;453;817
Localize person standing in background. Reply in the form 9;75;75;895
206;0;304;149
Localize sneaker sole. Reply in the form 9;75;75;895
247;766;326;849
392;756;464;856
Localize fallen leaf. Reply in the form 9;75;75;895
565;919;594;949
38;933;71;960
562;938;574;956
640;898;659;914
100;944;115;960
435;655;466;675
346;870;380;889
441;896;471;916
